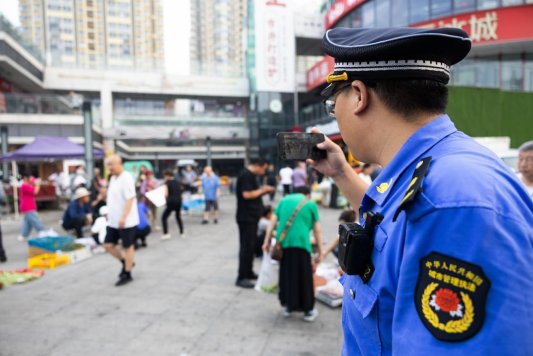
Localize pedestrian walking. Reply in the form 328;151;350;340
262;186;323;322
18;175;45;241
310;27;533;354
279;164;293;196
292;161;307;189
104;155;139;287
61;187;92;238
201;166;220;224
161;169;184;239
517;140;533;199
235;158;275;288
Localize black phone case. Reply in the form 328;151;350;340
277;133;327;161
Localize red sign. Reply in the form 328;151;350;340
306;56;335;91
325;0;369;29
412;5;533;45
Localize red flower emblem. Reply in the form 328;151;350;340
434;288;460;312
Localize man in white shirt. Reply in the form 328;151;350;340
279;164;293;196
104;155;139;286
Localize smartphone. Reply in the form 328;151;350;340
277;132;327;161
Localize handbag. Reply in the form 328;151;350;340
270;198;308;261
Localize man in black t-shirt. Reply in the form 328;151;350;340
235;158;275;288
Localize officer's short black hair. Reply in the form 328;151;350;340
369;79;448;120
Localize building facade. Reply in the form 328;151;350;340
19;0;164;70
190;0;247;77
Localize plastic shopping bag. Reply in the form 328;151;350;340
255;253;278;293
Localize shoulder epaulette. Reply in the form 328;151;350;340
393;156;432;222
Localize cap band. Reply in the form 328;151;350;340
334;59;450;76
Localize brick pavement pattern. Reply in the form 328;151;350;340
0;195;343;355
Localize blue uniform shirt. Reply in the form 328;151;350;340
341;115;533;355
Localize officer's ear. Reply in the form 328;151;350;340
350;80;369;115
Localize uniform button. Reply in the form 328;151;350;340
349;289;356;300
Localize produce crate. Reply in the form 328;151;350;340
27;253;70;269
28;236;74;253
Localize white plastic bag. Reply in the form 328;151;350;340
255;253;278;293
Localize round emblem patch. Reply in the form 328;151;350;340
415;252;491;341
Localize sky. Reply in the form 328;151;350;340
0;0;190;75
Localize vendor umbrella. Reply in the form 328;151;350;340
0;136;104;162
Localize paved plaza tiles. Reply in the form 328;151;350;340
0;195;343;356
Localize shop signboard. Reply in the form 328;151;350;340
254;0;295;93
306;56;335;91
325;0;369;29
413;5;533;45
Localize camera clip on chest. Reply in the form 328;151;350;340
338;211;384;283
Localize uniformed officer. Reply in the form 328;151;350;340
308;27;533;355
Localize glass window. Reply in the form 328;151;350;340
376;0;391;27
502;0;523;5
477;0;500;9
525;53;533;92
453;0;476;13
431;0;452;18
409;0;429;23
450;59;477;86
476;56;499;88
501;54;523;91
362;2;376;27
391;0;408;26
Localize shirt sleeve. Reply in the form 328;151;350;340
240;174;256;192
392;207;533;354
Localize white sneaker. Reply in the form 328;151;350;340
180;233;186;239
282;308;292;318
17;235;26;242
161;234;171;240
303;309;319;322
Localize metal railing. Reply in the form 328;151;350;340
0;93;81;115
113;113;246;127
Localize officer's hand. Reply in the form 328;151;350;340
306;128;350;178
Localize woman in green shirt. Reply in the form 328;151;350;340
263;185;324;322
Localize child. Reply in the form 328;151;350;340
321;209;357;260
91;205;108;245
135;196;151;248
256;205;273;258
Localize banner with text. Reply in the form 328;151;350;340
254;0;295;93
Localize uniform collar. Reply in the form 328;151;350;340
362;114;457;208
